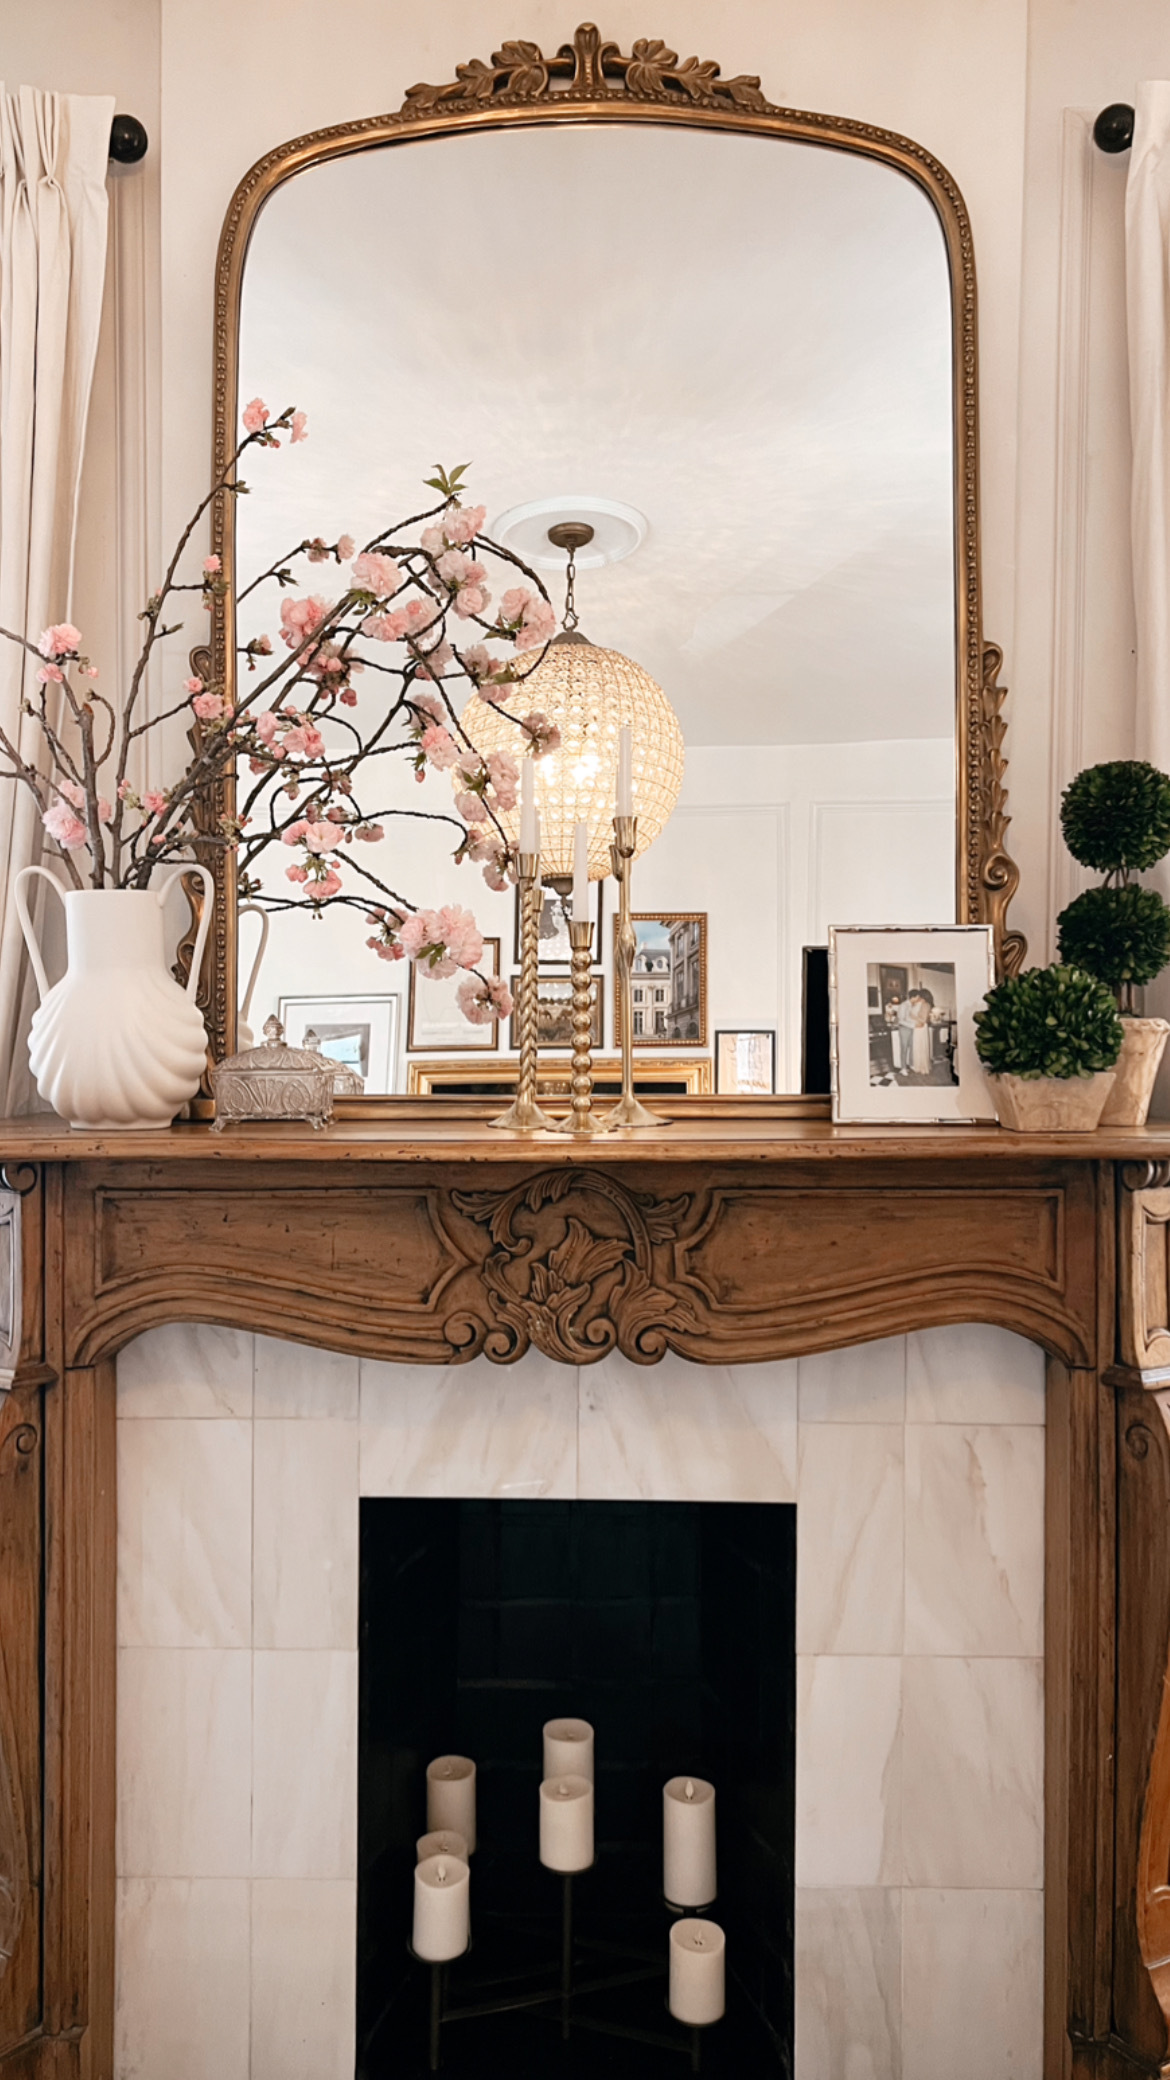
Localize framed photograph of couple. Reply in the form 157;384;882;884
828;924;996;1123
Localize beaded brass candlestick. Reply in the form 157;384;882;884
490;851;559;1132
609;813;669;1130
566;918;605;1137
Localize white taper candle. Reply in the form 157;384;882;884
616;724;633;817
572;822;590;924
520;757;537;852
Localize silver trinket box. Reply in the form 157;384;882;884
211;1015;335;1130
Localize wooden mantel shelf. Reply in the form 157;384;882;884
5;1117;1170;2078
1;1112;1170;1164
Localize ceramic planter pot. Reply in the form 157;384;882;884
1097;1015;1170;1127
15;866;213;1129
987;1067;1117;1132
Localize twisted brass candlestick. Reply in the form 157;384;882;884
609;814;669;1130
566;918;605;1137
490;852;559;1132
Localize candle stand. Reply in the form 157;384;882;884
410;1866;723;2069
490;851;559;1133
609;813;669;1130
567;920;605;1138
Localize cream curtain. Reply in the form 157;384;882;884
0;85;112;1108
1127;82;1170;779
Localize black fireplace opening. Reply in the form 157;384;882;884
357;1498;796;2078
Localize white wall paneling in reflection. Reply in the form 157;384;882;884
114;1322;1044;2080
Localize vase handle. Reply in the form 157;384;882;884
13;865;69;1004
156;864;215;1001
237;901;270;1027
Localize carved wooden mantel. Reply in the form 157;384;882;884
3;1117;1170;2076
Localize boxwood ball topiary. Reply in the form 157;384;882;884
1060;760;1170;874
1057;883;1170;992
974;964;1123;1080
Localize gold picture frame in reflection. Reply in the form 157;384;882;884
407;938;502;1052
613;913;708;1048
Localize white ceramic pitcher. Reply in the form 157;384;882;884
15;865;214;1129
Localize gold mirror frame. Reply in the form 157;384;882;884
201;20;1024;1097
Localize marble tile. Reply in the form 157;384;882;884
116;1322;253;1418
118;1419;252;1649
905;1424;1044;1656
794;1887;901;2080
902;1656;1044;1888
796;1657;902;1887
116;1877;251;2080
117;1648;251;1877
797;1337;906;1423
251;1879;356;2080
254;1336;359;1420
360;1351;577;1498
797;1425;903;1655
905;1323;1046;1424
253;1422;358;1651
252;1652;357;1880
902;1888;1043;2080
578;1353;797;1501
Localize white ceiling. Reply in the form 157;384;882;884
238;122;955;747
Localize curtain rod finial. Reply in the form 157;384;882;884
1094;103;1135;154
109;114;147;165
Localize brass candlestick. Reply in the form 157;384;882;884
609;813;669;1130
566;918;604;1137
490;852;559;1132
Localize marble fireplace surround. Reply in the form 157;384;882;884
113;1321;1047;2080
6;1125;1170;2080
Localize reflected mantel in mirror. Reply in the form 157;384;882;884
202;22;1022;1105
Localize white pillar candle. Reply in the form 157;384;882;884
572;821;590;923
539;1774;594;1872
416;1829;468;1864
520;758;537;852
543;1718;595;1784
663;1776;716;1908
669;1919;725;2026
616;723;633;817
413;1854;470;1963
426;1756;477;1853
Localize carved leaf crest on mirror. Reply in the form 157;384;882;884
403;23;768;114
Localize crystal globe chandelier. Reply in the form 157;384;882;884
459;521;684;883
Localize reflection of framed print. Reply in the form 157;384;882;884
828;925;995;1124
514;880;603;967
613;912;707;1047
509;973;603;1050
407;937;502;1052
278;993;399;1094
715;1029;776;1094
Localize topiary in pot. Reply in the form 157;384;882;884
974;964;1122;1131
1056;759;1170;1123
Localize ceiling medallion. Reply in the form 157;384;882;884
491;496;647;570
402;23;774;117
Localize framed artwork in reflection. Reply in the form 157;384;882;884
715;1029;776;1094
509;973;603;1050
613;912;707;1047
514;880;604;967
407;937;502;1052
277;993;399;1093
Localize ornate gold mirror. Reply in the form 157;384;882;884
205;23;1020;1108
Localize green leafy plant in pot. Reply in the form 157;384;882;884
1055;760;1170;1124
974;964;1123;1130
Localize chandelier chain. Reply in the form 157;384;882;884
563;547;579;632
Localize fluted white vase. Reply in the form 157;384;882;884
15;865;213;1129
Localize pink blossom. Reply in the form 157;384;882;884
352;551;402;597
255;710;280;746
242;398;269;434
454;790;484;823
117;780;133;801
401;598;442;640
280;594;331;650
501;587;557;652
305;538;330;563
398;904;484;978
203;555;221;576
482;859;509;892
290;410;308;443
453;585;489;620
422;505;486;554
36;663;63;684
415;640;454;681
285;862;308;883
409;690;446;729
305;867;342;901
368;937;405;962
337;534;355;560
282;722;325;759
457;973;514;1026
356;822;384;842
43;802;87;849
420;725;459;771
340;688;357;707
59;781;110;821
486;750;519;811
143;791;168;817
361;611;407;643
252;634;273;657
435;548;486;588
82;665;99;679
282;818;339;854
521;710;562;756
193;691;226;720
184;675;204;694
37;624;81;659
